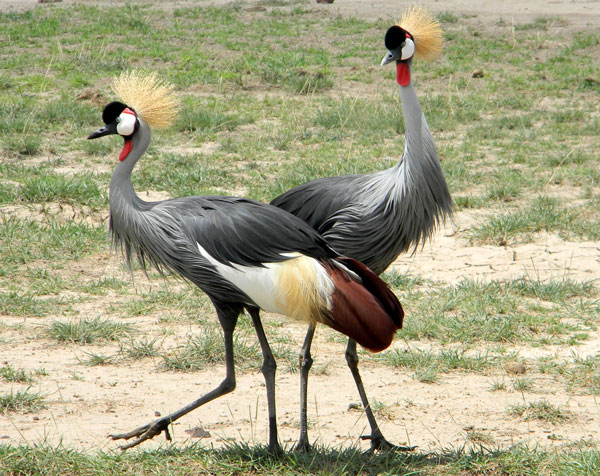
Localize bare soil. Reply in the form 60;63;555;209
1;0;599;455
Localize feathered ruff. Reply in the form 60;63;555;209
321;257;403;352
111;70;180;129
398;7;443;60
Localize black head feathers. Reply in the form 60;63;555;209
102;101;130;125
384;25;408;51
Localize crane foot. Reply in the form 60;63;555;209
293;438;312;453
360;434;417;453
108;417;172;450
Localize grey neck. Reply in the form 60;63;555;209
109;120;152;213
396;60;425;171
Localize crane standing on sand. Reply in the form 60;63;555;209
88;71;404;453
271;8;453;451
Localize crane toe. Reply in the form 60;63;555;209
361;433;417;453
109;417;172;450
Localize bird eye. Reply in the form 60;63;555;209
116;112;136;136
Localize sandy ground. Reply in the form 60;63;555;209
1;0;600;455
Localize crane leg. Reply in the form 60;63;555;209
108;304;240;450
345;338;416;452
295;324;315;452
247;308;282;455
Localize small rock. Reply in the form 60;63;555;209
472;70;484;78
185;426;211;438
316;0;335;3
154;411;161;417
505;362;527;375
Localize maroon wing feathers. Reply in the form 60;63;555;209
323;258;404;352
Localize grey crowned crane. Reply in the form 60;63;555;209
87;71;404;453
271;8;453;451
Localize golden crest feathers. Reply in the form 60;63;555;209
111;70;180;129
398;7;443;60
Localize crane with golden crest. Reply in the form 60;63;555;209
88;71;404;452
272;7;453;451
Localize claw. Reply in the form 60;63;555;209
360;434;417;452
108;417;173;450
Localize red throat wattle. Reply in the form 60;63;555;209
396;62;410;87
119;138;133;161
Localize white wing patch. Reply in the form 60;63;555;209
196;244;334;322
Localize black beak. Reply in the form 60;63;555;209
381;49;401;66
87;121;118;140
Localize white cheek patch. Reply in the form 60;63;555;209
401;38;415;60
117;112;137;136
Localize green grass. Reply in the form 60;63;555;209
373;346;502;382
393;278;596;346
0;442;599;476
0;364;46;384
0;388;46;414
47;317;134;344
161;328;262;372
468;196;599;245
508;400;572;423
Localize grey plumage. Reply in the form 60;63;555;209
271;50;452;451
272;63;452;274
89;98;403;453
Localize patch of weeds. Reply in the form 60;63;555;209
508;400;572;423
0;364;35;384
564;354;600;394
18;173;106;209
373;347;499;382
0;388;46;414
368;399;396;421
509;278;596;302
515;16;565;31
0;216;106;266
512;377;535;392
0;291;58;317
2;134;42;156
382;271;426;293
176;96;254;133
465;430;496;445
312;97;403;136
47;317;134;344
467;196;584;245
114;288;212;321
437;12;459;24
288;70;333;94
79;352;116;366
161;329;262;372
78;277;128;295
119;337;162;360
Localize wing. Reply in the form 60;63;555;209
271;174;366;235
153;195;337;268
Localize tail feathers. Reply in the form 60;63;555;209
337;257;404;328
321;257;404;352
